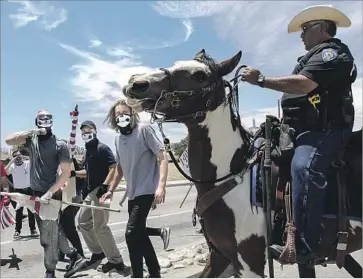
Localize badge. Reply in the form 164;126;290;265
322;48;338;62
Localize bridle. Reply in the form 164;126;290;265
147;54;252;184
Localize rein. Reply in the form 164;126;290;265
151;64;253;184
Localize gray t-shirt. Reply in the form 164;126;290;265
115;123;164;200
25;135;70;193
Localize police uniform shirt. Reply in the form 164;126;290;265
282;38;356;124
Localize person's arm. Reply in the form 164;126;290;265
101;146;117;187
264;48;352;94
156;151;168;191
5;160;15;174
263;75;318;94
119;189;127;207
109;164;124;193
5;128;44;146
143;125;168;203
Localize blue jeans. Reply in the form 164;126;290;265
291;126;352;253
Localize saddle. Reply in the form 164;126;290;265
251;118;361;269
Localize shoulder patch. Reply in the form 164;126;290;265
321;48;338;62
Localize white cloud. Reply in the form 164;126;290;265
135;19;194;50
89;39;102;48
151;1;362;74
181;19;194;42
151;1;231;19
8;0;67;31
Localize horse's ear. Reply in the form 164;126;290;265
195;49;206;59
218;51;242;76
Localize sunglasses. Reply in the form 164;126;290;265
301;22;322;34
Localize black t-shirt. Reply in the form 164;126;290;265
84;140;116;192
282;38;356;124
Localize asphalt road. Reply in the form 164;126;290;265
1;185;362;278
0;185;202;278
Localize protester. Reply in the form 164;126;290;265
119;191;171;250
102;99;169;278
5;149;37;238
65;120;127;278
5;109;87;278
58;157;86;262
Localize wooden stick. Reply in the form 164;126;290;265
61;200;121;213
0;192;121;213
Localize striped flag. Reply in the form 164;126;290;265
0;198;15;230
1;192;61;221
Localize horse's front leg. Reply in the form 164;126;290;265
199;250;230;278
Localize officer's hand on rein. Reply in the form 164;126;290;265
241;67;261;85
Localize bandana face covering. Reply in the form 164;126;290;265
116;114;133;135
82;132;96;143
14;156;23;166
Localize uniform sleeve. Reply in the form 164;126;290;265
57;142;71;164
142;125;165;155
299;47;353;90
101;145;116;167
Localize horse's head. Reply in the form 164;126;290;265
123;49;242;123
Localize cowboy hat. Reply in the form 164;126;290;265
288;5;351;33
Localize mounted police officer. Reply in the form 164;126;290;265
241;5;357;265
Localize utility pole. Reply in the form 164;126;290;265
277;99;281;118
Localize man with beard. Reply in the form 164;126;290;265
102;100;168;278
5;149;37;238
241;5;356;266
5;109;87;278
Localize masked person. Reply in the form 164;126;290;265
119;191;171;250
5;109;87;278
241;5;356;265
58;156;86;264
102;99;169;278
5;149;37;238
65;120;127;278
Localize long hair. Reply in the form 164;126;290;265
104;99;140;132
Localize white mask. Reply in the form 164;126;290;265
116;115;131;128
36;114;53;128
82;132;95;143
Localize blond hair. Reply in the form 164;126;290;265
104;99;140;131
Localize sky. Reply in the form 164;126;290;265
1;0;362;153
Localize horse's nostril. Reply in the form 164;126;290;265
131;81;150;93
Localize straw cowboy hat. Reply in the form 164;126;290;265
288;5;351;33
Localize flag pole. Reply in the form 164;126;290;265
0;192;121;213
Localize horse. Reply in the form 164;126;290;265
122;49;362;278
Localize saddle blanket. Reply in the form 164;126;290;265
250;164;362;222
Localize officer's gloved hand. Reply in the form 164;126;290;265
96;184;109;198
40;191;53;204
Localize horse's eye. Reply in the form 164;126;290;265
192;71;207;82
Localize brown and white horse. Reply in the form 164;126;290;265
123;49;362;277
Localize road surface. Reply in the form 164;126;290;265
1;185;361;278
0;185;202;278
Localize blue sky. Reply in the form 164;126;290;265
1;1;362;153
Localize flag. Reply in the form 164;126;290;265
1;192;61;221
0;198;15;230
